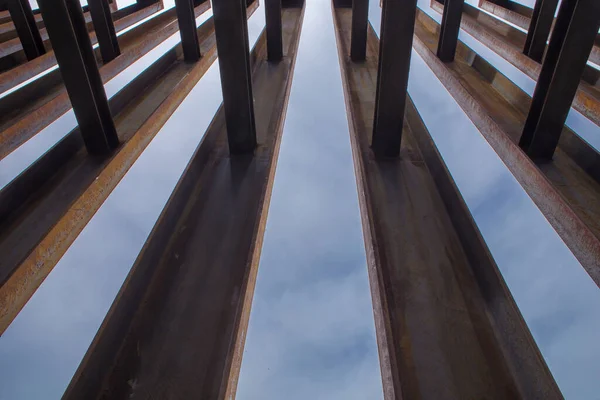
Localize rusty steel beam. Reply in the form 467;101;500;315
372;0;417;157
479;0;531;29
175;0;201;62
0;1;262;336
38;0;119;155
437;0;464;62
266;0;283;61
413;9;600;288
429;0;600;129
523;0;558;62
59;6;302;399
88;0;121;63
213;0;257;154
520;0;600;160
350;0;368;61
6;0;45;60
332;6;562;398
0;1;209;162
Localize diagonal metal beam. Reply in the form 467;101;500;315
372;0;417;157
38;0;119;155
175;0;201;62
213;0;257;154
437;0;465;62
520;0;600;160
88;0;120;63
523;0;558;62
6;0;45;60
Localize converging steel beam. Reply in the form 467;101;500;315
175;0;201;61
88;0;120;63
213;0;257;154
520;0;600;160
523;0;558;62
437;0;465;62
6;0;45;60
38;0;119;155
372;0;417;157
350;0;368;61
265;0;283;61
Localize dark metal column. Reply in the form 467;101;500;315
372;0;417;157
7;0;45;60
213;0;257;154
437;0;465;62
174;0;201;62
38;0;119;155
350;0;369;61
88;0;120;63
520;0;600;160
523;0;559;62
265;0;283;61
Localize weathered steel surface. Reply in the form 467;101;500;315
0;1;207;161
414;9;600;289
372;0;417;157
350;0;368;61
265;0;283;61
0;1;255;335
0;1;161;94
38;0;119;155
175;0;201;61
88;0;121;63
60;7;302;399
521;0;600;160
333;7;562;398
430;0;600;128
437;0;464;62
523;0;558;62
213;0;257;153
479;0;530;29
6;0;45;60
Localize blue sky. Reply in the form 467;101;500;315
1;0;600;399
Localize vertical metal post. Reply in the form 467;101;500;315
88;0;120;63
174;0;201;62
437;0;465;62
520;0;600;160
265;0;283;61
523;0;559;62
38;0;119;155
372;0;417;157
350;0;369;61
213;0;257;154
7;0;46;60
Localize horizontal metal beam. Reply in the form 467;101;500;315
437;0;465;62
523;0;558;62
372;0;417;157
38;0;119;155
520;0;600;160
213;0;257;154
175;0;201;62
7;0;45;60
88;0;120;63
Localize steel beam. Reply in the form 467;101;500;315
265;0;283;61
213;0;256;154
372;0;417;157
437;0;464;62
38;0;119;155
88;0;120;63
175;0;201;61
520;0;600;160
523;0;558;62
6;0;45;60
350;0;368;61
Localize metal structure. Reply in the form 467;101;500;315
0;0;598;397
